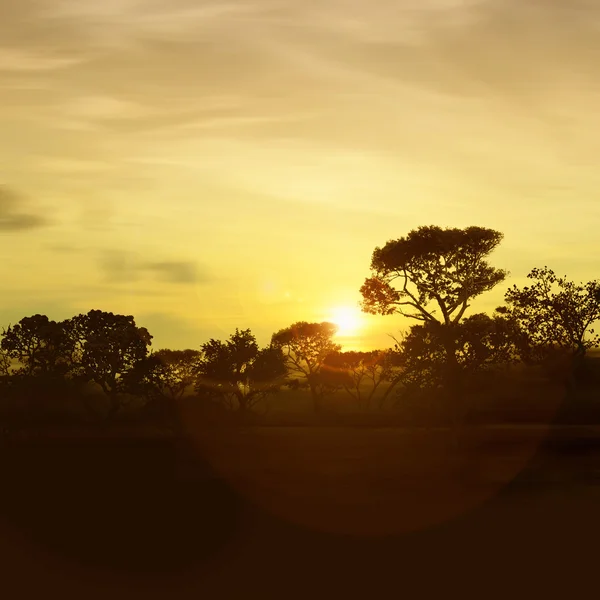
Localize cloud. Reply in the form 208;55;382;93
0;186;49;232
144;261;203;284
99;251;210;285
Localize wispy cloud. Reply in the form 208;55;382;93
99;251;211;285
0;186;49;232
145;261;201;284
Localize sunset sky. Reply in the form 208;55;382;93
1;0;599;351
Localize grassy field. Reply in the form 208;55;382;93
2;421;600;595
1;372;600;594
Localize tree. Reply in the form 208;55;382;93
503;267;600;361
146;349;202;400
1;315;78;377
0;348;12;378
360;226;507;396
124;349;202;429
383;312;519;428
195;329;286;413
69;310;152;420
396;313;519;392
323;349;400;410
271;322;341;413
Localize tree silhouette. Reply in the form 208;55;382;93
360;226;507;406
148;349;202;399
393;313;519;421
0;349;10;378
396;313;519;390
124;348;202;428
195;329;286;412
361;226;506;325
502;267;600;361
1;315;78;377
69;310;152;420
271;321;341;413
323;349;400;410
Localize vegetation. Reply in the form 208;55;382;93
1;225;600;432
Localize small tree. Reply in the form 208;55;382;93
393;313;519;422
69;310;153;420
0;348;12;378
1;315;78;377
124;349;202;429
503;267;600;361
271;321;341;413
323;349;400;410
195;329;286;413
146;349;202;400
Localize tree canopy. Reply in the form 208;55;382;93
1;315;77;376
69;310;153;419
323;349;399;410
502;267;600;361
196;329;286;412
361;226;507;325
271;321;341;412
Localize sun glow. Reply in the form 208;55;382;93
329;305;364;337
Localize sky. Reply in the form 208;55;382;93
1;0;600;351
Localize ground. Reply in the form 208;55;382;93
1;419;600;596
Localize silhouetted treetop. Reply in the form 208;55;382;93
323;349;400;409
271;321;341;412
271;322;340;376
1;315;78;376
395;312;519;394
196;329;286;412
136;349;202;400
0;348;11;378
502;266;600;360
69;310;153;419
361;226;507;325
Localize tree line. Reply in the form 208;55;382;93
2;225;599;428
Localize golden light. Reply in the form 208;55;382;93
328;305;363;337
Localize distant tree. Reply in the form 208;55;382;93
360;226;507;396
393;313;519;421
271;321;341;413
148;349;202;400
1;315;78;376
0;349;11;404
323;349;400;410
195;329;286;413
123;349;202;430
69;310;152;420
502;267;600;361
0;348;11;378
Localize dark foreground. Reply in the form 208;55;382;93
1;424;600;597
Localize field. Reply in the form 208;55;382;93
3;413;600;596
1;373;599;594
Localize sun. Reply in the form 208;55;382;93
329;305;363;337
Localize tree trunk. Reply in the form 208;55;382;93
440;332;467;442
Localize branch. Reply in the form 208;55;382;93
400;270;437;323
